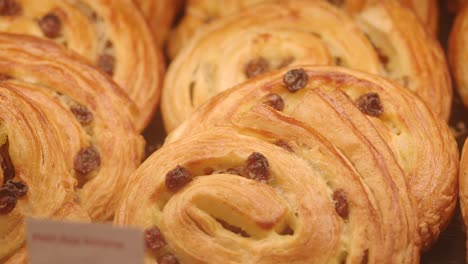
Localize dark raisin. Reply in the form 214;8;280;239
0;141;15;183
70;104;93;125
157;254;179;264
355;93;384;117
97;54;115;76
73;147;101;175
216;218;250;237
0;187;16;214
334;57;343;66
243;152;270;182
375;47;389;66
283;68;308;92
262;93;284;111
165;165;192;192
361;249;369;264
245;57;269;78
0;0;21;16
333;189;349;219
274;140;294;153
3;180;28;198
38;13;62;38
279;225;294;235
327;0;344;6
0;73;12;81
144;226;166;251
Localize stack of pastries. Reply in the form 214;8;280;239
0;0;467;263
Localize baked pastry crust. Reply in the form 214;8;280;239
449;4;468;108
0;87;90;262
167;0;438;59
460;139;468;263
133;0;183;47
0;33;145;221
0;0;164;130
162;0;451;132
117;124;419;263
167;66;459;249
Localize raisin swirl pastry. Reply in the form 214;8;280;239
167;0;439;59
0;0;163;130
449;5;468;108
116;125;420;263
162;0;451;131
167;66;459;249
133;0;184;47
0;33;144;221
0;86;90;262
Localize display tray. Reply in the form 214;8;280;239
142;3;468;263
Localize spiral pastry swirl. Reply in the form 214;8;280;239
0;86;90;262
167;66;458;249
117;124;420;263
162;0;451;132
0;33;144;221
0;0;163;129
167;0;439;59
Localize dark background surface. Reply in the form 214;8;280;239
142;2;468;263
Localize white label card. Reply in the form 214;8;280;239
26;218;144;264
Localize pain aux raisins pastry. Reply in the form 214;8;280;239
162;0;451;132
449;4;468;108
167;66;459;250
116;125;419;263
0;87;90;263
0;0;163;130
167;0;439;59
0;33;144;221
133;0;184;47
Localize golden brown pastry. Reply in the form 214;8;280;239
167;0;439;59
0;86;90;262
162;0;451;132
0;33;145;221
133;0;184;47
460;139;468;263
0;0;164;130
116;125;420;263
449;5;468;108
167;66;459;249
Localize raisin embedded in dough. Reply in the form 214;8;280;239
70;104;93;125
0;0;21;16
73;147;101;175
263;93;284;111
283;69;308;92
245;57;270;78
333;189;349;219
144;226;166;251
0;187;16;214
38;13;62;38
355;93;384;117
243;152;270;182
165;165;193;192
97;54;115;76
